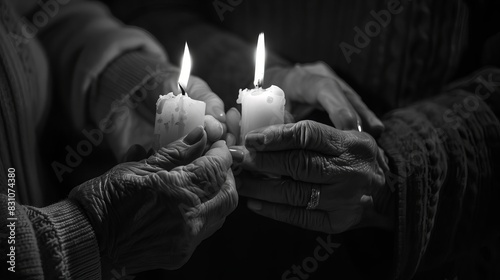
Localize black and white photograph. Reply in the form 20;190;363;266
1;0;499;279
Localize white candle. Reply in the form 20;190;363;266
153;43;206;150
237;33;286;143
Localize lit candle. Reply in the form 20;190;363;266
237;33;286;143
153;43;206;150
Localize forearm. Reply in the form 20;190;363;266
35;0;166;130
0;195;100;279
377;67;500;279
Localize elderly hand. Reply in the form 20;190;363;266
69;126;237;274
266;62;384;136
232;120;392;234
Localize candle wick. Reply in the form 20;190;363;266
178;84;186;95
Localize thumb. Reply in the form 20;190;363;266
188;77;226;122
145;126;207;170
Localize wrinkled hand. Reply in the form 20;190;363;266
232;120;391;234
267;62;384;135
69;127;238;274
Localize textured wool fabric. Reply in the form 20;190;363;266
0;0;49;206
378;67;500;279
0;195;101;279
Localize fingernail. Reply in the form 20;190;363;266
184;126;204;145
372;118;385;135
245;133;266;148
229;148;244;164
228;107;241;117
247;200;262;211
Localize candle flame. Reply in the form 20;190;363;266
178;42;191;95
254;33;265;88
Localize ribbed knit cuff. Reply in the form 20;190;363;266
91;51;175;125
27;200;101;279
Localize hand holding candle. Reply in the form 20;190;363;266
153;43;206;150
237;33;286;144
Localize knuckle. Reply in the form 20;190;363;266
193;157;227;186
284;150;301;179
348;132;378;159
281;180;305;206
295;121;312;144
318;156;336;178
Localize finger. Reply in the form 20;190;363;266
201;140;233;171
225;133;237;147
330;71;384;137
238;148;341;184
221;123;228;141
246;199;333;233
199;169;238;223
123;144;148;162
244;120;347;155
377;146;389;173
175;140;233;199
145;126;206;170
301;62;380;134
204;115;224;142
239;177;317;207
188;77;226;122
316;79;360;131
226;107;241;144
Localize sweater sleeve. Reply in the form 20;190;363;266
33;0;167;131
91;51;180;159
376;67;500;279
0;195;101;279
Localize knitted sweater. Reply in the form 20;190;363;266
101;0;500;279
0;0;177;278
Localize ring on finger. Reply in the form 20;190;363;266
306;187;321;210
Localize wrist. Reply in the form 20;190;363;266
27;199;101;279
